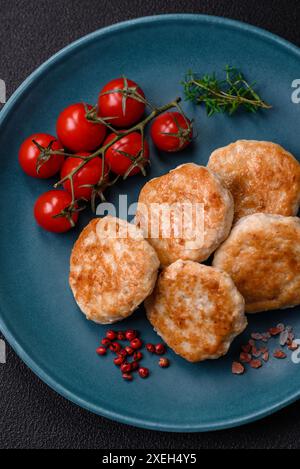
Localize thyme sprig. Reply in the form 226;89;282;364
183;66;272;116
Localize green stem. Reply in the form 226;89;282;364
54;97;181;189
189;79;272;109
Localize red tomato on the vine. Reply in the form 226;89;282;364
56;103;106;152
19;133;64;178
151;111;193;152
98;77;146;128
34;190;78;233
61;153;109;200
104;132;149;177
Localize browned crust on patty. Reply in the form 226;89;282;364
208;140;300;222
213;213;300;313
145;260;246;362
135;163;234;266
70;217;160;324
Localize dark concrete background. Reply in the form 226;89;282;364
1;0;300;449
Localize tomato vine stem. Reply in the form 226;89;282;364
51;97;181;211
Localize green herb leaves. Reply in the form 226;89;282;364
183;66;272;116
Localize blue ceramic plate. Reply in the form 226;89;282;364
1;14;300;432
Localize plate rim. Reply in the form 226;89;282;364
1;13;300;432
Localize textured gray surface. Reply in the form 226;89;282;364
1;0;300;449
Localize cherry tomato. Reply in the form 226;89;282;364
151;111;193;152
34;190;78;233
61;153;109;200
104;132;149;177
19;133;64;178
56;103;106;152
98;77;145;128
